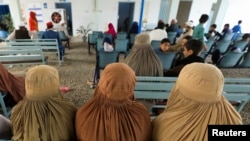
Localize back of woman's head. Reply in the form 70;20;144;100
134;33;151;45
98;63;136;100
25;65;60;99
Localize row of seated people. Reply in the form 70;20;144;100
0;62;242;141
87;33;205;89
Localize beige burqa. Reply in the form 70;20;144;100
125;33;163;76
10;65;77;141
153;63;242;141
75;63;152;141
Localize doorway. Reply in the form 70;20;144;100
55;2;73;35
176;1;192;28
118;2;135;33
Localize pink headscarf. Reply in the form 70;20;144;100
106;23;117;39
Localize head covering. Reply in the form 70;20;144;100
125;33;163;76
0;63;25;106
10;65;77;141
106;23;117;39
76;63;152;141
185;21;193;28
103;37;112;45
46;21;53;29
129;21;139;34
153;63;242;141
25;65;60;99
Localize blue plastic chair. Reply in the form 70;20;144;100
151;40;161;50
237;53;250;68
217;51;245;68
96;38;104;52
58;31;70;49
116;32;127;39
98;51;119;69
88;33;98;54
213;40;231;54
233;40;249;51
167;32;177;45
114;39;128;53
155;52;177;71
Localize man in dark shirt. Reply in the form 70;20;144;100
164;39;204;77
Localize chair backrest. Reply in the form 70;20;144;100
129;33;137;44
103;33;113;42
237;52;250;68
222;32;234;41
114;39;128;53
199;51;208;59
155;52;177;71
92;31;103;38
233;40;249;51
167;32;177;45
217;51;245;68
58;31;67;40
213;40;231;54
37;31;44;39
116;32;127;39
205;39;215;54
96;38;104;52
98;51;119;69
88;33;98;44
151;40;161;50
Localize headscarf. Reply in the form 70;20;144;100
10;65;77;141
153;63;242;141
75;63;152;141
106;23;117;39
103;37;112;45
0;63;25;106
129;21;139;34
125;33;163;76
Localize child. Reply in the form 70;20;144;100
164;39;204;76
154;38;171;53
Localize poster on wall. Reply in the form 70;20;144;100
28;2;43;23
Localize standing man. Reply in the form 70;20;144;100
231;20;242;41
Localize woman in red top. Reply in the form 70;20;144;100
29;11;38;39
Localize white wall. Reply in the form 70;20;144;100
6;0;250;36
221;0;250;33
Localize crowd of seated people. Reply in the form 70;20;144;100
1;14;248;141
0;62;243;141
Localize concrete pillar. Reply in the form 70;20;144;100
211;0;229;31
166;0;180;23
6;0;22;29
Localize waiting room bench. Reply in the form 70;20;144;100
5;39;62;65
0;45;46;65
134;76;250;119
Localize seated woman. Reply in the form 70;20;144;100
153;63;242;141
76;63;152;141
0;63;25;106
10;65;77;141
125;32;163;76
87;37;114;88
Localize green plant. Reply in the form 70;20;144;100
76;23;93;37
1;13;14;33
